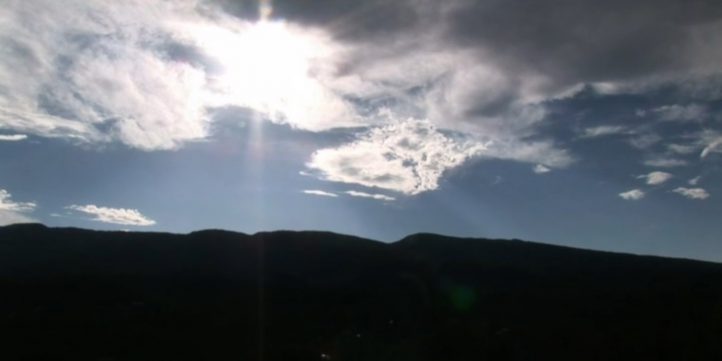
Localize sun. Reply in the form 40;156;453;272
192;20;341;129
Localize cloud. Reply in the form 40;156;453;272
689;176;701;185
638;171;673;185
0;134;27;141
344;190;395;201
580;125;628;138
444;0;722;94
4;0;722;202
667;143;698;155
700;134;722;158
628;134;662;150
0;1;221;150
643;157;688;168
533;164;551;174
649;104;708;122
0;0;576;168
302;190;338;197
0;189;36;212
619;189;645;201
0;189;37;225
67;204;156;226
673;187;710;200
306;119;486;195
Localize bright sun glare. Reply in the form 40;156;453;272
193;20;347;130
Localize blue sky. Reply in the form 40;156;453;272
1;0;722;261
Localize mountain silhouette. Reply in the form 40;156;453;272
1;223;721;360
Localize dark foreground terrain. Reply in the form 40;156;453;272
1;224;721;360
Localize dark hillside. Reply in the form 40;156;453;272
1;224;721;360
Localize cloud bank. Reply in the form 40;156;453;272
3;0;722;196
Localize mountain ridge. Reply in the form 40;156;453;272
3;222;719;266
1;223;721;360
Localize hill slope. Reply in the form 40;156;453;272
1;224;721;360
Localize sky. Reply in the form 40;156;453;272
1;0;722;261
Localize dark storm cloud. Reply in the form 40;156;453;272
212;0;425;41
446;0;722;88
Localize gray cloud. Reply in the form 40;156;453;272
446;0;722;91
649;104;709;122
579;125;629;138
643;157;689;168
214;0;425;42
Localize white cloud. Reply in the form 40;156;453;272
580;125;628;138
0;1;220;150
700;136;722;158
345;191;395;201
0;189;37;225
638;171;673;185
67;204;156;226
667;143;698;155
0;190;36;212
619;189;645;200
0;134;27;141
650;104;708;122
306;116;574;195
689;176;701;186
302;190;338;197
533;164;551;174
306;119;486;195
643;157;688;167
628;133;662;149
673;187;710;200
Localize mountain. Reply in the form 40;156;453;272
1;223;721;360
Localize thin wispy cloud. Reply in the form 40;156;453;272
0;134;27;141
672;187;710;200
67;204;156;226
302;190;338;198
667;144;697;155
580;126;628;138
643;158;688;168
647;104;708;122
345;191;395;201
